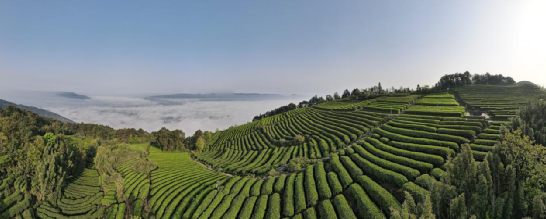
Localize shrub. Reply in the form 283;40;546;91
252;195;269;219
115;203;126;219
439;120;483;128
303;207;317;219
238;196;257;219
430;168;446;180
191;190;218;219
350;153;408;187
132;199;143;217
262;178;275;195
382;124;469;144
389;121;437;132
353;143;420;180
346;147;355;155
328;155;353;188
478;133;500;140
282;174;296;217
402;182;430;203
288;157;312;172
474;139;498;146
436;124;482;133
251;180;264;196
470;144;494;152
240;179;256;197
356;175;401;217
221;194;246;219
327;172;343;195
375;128;458;150
414;174;436;190
387;140;454;159
304;165;319;206
332;194;358;219
314;163;332;199
197;191;226;219
274;174;286;194
364;139;437;170
339;156;363;179
317;200;338;219
347;184;385;219
210;193;236;218
294;173;307;213
437;128;475;140
265;193;281;219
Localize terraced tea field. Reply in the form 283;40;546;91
455;84;546;120
25;85;544;219
36;169;109;219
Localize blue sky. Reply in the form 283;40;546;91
1;0;545;96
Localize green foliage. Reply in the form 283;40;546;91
294;173;307;213
512;100;546;145
356;175;401;217
390;192;435;219
151;127;186;151
332;194;357;219
274;174;286;194
252;194;269;219
265;193;281;219
317;200;337;219
326;172;343;195
382;124;469;145
195;136;206;152
304;165;319;206
288;157;313;172
314;162;332;199
282;174;296;217
238;196;257;219
350;153;408;187
261;177;275;195
355;141;422;179
329;155;353;188
303;207;317;219
347;184;385;219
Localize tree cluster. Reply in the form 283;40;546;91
253;103;297;121
435;72;515;90
94;144;155;202
114;128;152;144
511;100;546;146
151;128;214;152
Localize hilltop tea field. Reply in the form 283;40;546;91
2;82;546;219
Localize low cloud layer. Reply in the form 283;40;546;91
42;96;301;134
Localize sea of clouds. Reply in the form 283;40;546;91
4;92;303;134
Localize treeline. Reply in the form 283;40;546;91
394;100;546;219
435;71;516;90
253;83;406;121
151;128;214;152
253;103;297;121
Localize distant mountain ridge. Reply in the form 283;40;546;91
0;99;74;123
147;92;302;100
57;92;91;99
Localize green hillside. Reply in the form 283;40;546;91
2;80;546;218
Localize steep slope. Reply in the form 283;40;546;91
0;99;74;123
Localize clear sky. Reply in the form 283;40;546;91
1;0;545;96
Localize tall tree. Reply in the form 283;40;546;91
333;92;340;100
